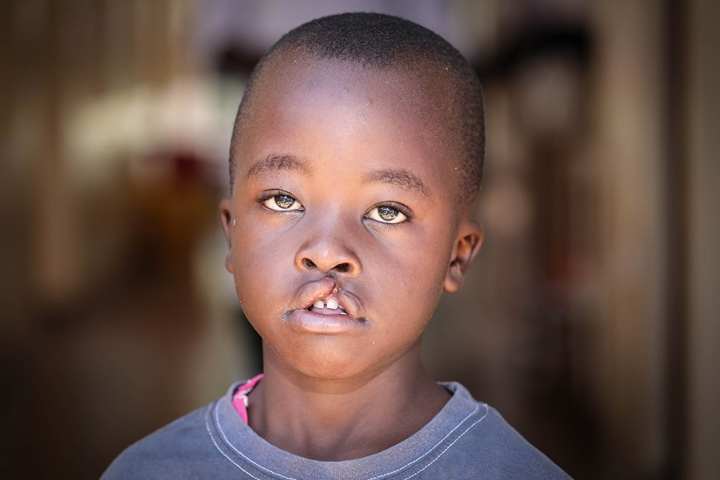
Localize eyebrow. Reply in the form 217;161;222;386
245;155;309;179
363;168;431;197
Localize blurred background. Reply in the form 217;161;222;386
1;0;718;478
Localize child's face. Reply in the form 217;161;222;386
221;53;482;380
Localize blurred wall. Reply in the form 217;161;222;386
687;1;720;479
1;0;195;331
590;0;667;472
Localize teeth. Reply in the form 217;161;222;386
313;300;324;309
326;298;339;310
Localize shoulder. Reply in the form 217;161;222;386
101;400;240;480
424;383;571;479
449;405;571;479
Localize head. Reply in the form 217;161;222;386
221;13;485;381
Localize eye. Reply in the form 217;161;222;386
366;205;408;224
262;194;303;211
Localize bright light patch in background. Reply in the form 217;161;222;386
64;77;244;187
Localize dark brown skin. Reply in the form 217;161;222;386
220;52;483;461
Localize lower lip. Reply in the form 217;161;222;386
286;309;366;334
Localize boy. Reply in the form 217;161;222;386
103;13;570;479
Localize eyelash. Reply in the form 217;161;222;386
257;191;412;224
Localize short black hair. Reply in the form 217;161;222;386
230;12;485;203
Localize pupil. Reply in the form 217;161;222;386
275;195;294;209
378;206;397;221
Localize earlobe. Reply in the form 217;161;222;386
219;198;234;274
443;220;484;293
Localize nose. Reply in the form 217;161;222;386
294;214;362;277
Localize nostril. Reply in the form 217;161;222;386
334;263;350;273
303;258;317;269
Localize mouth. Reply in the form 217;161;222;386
285;279;368;334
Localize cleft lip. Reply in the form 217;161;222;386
289;275;365;322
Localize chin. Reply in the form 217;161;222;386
274;340;383;382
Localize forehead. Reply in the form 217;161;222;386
236;52;463;181
254;49;447;112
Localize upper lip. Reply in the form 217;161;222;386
288;275;363;321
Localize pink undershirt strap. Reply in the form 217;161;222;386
231;374;264;424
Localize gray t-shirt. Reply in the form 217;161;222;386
102;381;570;479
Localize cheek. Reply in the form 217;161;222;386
369;237;450;323
231;229;290;306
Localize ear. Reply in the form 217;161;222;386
443;219;484;293
219;198;234;274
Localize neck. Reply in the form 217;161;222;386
246;344;450;461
